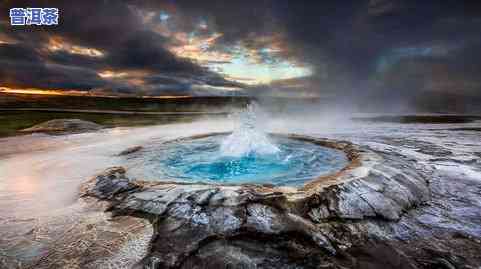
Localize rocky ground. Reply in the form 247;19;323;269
0;118;480;269
78;133;480;269
0;198;153;269
20;119;103;134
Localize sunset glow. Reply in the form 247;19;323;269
46;37;105;58
98;70;129;79
0;87;88;96
164;24;312;85
0;87;193;99
1;1;479;99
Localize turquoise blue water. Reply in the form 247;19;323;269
130;135;348;186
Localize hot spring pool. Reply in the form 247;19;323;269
126;134;349;186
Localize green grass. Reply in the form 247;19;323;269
0;111;208;137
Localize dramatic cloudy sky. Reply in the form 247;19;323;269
1;0;480;107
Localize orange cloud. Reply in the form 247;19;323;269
46;37;105;58
0;86;89;96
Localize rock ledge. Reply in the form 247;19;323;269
81;134;431;268
21;119;102;134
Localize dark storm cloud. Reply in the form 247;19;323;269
106;30;198;73
1;0;481;109
0;0;238;95
141;1;481;100
0;42;106;89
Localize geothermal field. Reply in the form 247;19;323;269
1;1;481;268
0;103;480;268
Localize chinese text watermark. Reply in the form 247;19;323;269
9;8;59;26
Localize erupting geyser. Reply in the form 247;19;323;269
220;103;280;157
126;104;349;186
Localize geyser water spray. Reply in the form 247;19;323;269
220;102;280;157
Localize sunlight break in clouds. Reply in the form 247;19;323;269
46;36;105;58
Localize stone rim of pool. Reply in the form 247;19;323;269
80;132;430;268
120;132;369;191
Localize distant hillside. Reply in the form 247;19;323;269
3;92;477;115
0;93;252;112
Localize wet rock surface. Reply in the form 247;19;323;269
0;200;152;269
78;134;481;269
117;146;143;156
2;122;480;269
20;119;102;134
